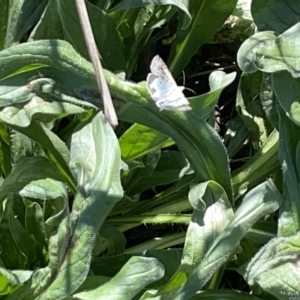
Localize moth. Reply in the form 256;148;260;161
147;55;191;111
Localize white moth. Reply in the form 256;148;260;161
147;55;191;111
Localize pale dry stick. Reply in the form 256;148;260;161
75;0;118;127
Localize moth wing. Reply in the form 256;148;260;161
147;55;191;111
156;87;191;111
150;55;178;87
147;73;175;101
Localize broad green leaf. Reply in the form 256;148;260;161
0;39;143;112
111;0;191;30
224;115;249;158
277;106;300;236
272;71;300;126
56;0;126;71
119;123;172;160
23;200;48;267
180;180;281;297
236;72;270;148
0;95;90;192
91;253;134;277
0;157;63;203
145;249;182;287
38;112;123;299
252;0;300;33
260;73;279;129
5;0;48;47
74;257;164;300
20;178;68;202
72;276;110;295
244;231;300;299
99;225;126;256
21;178;68;229
237;22;300;77
169;0;237;76
161;181;233;291
5;267;52;300
0;268;32;296
29;1;64;41
147;180;281;299
91;249;182;284
190;71;237;118
0;73;97;115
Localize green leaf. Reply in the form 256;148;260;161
0;99;85;192
0;39;138;113
5;267;52;300
277;106;300;236
169;0;237;76
29;1;64;41
22;178;68;229
252;0;300;33
99;225;126;256
190;71;237;118
236;72;270;148
5;0;48;47
224;115;249;158
41;112;123;299
74;256;164;300
20;178;68;202
71;276;110;295
237;22;300;77
119;123;172;161
0;157;63;203
0;268;32;296
272;71;300;126
112;0;191;30
244;231;300;299
23;200;48;266
162;181;233;292
148;180;282;299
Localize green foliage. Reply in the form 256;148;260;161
0;0;299;299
